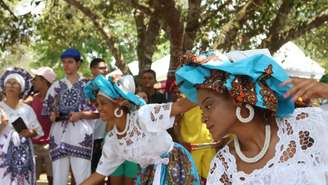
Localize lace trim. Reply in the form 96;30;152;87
212;107;326;183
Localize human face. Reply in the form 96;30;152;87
142;72;156;88
32;75;48;92
96;94;116;123
62;57;80;75
4;78;21;99
91;62;108;77
197;88;237;141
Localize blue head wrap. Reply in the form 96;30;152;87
176;51;295;117
84;75;145;106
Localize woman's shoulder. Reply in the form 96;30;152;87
277;107;328;161
280;107;327;129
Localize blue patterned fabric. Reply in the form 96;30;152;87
84;75;145;106
176;52;295;117
0;137;35;185
0;67;33;98
135;143;200;185
42;79;94;116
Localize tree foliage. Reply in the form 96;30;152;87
0;0;327;77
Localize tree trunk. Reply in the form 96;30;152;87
134;10;161;75
183;0;202;50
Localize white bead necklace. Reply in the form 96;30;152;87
114;114;129;136
233;124;271;163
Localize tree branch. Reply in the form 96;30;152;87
200;0;233;26
113;0;153;16
0;0;18;21
260;0;295;48
268;10;328;52
183;0;202;50
285;11;328;41
63;0;129;73
213;0;264;51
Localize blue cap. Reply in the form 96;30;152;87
60;48;81;60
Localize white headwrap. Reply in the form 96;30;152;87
4;73;25;92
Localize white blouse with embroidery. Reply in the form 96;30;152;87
207;107;328;185
96;103;175;176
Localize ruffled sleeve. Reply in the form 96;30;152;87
96;133;125;176
137;103;175;133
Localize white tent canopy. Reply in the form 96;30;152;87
273;41;325;80
128;55;170;81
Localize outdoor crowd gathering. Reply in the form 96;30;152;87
1;0;328;185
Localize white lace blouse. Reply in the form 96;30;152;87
207;107;328;185
96;103;175;176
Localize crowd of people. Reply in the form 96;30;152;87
0;47;328;185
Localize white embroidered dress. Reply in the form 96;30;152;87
0;101;44;185
96;103;175;176
207;107;328;185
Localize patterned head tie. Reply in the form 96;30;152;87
0;67;33;98
84;75;145;106
176;50;295;117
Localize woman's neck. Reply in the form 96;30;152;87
5;97;20;109
114;114;128;136
231;115;277;155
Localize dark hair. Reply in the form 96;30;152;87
142;69;156;79
90;58;105;69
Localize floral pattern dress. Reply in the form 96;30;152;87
0;102;44;185
96;103;200;185
42;77;95;161
207;107;328;185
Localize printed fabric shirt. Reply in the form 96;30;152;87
42;77;95;161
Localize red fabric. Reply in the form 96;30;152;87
31;95;51;145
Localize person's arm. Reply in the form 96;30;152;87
170;97;196;117
281;78;328;101
0;109;8;134
22;105;44;138
69;112;99;122
80;172;106;185
19;129;37;138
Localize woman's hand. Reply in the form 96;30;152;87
19;129;37;138
0;110;8;133
171;97;196;117
50;112;58;123
80;172;106;185
281;78;328;102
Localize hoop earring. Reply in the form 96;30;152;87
114;108;123;118
236;104;254;123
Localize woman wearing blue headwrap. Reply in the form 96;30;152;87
176;50;328;185
81;75;200;185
